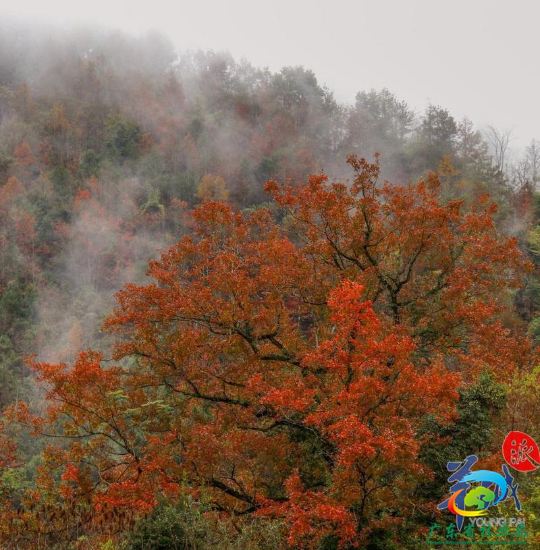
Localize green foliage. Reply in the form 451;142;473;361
420;105;458;151
125;499;207;550
105;115;141;161
172;172;200;204
407;105;458;174
137;152;167;184
124;497;286;550
522;476;540;548
413;371;507;537
0;23;536;550
0;466;30;502
528;226;540;259
30;186;71;242
0;278;36;341
0;147;12;180
374;372;509;549
189;117;204;141
528;316;540;346
47;166;70;194
80;150;102;179
255;156;278;184
421;371;506;486
142;188;165;216
349;88;414;161
0;335;20;408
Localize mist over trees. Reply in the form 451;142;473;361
0;19;540;550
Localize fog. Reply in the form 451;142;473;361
1;4;540;548
0;9;537;366
4;0;540;148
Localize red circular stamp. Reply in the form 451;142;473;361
502;431;540;472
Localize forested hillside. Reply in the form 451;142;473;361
1;20;540;549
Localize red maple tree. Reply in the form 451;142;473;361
12;156;530;548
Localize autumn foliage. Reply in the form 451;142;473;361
8;156;531;548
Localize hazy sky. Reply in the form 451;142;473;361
3;0;539;149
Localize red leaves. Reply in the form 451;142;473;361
267;155;531;378
260;472;358;548
12;157;531;547
61;463;79;483
0;422;17;473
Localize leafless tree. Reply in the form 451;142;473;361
485;126;513;172
510;139;540;192
511;157;531;191
525;139;540;189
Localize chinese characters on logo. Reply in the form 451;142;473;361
502;430;540;472
429;431;540;545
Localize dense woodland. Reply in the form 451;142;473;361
1;20;540;549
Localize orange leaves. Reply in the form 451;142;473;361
61;463;79;483
260;387;316;414
13;141;35;167
0;177;25;207
326;280;376;331
260;472;358;549
267;154;530;376
13;156;532;546
0;421;17;473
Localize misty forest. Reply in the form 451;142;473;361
1;18;540;550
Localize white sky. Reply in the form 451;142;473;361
2;0;539;150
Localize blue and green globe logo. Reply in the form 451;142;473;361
448;470;507;517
